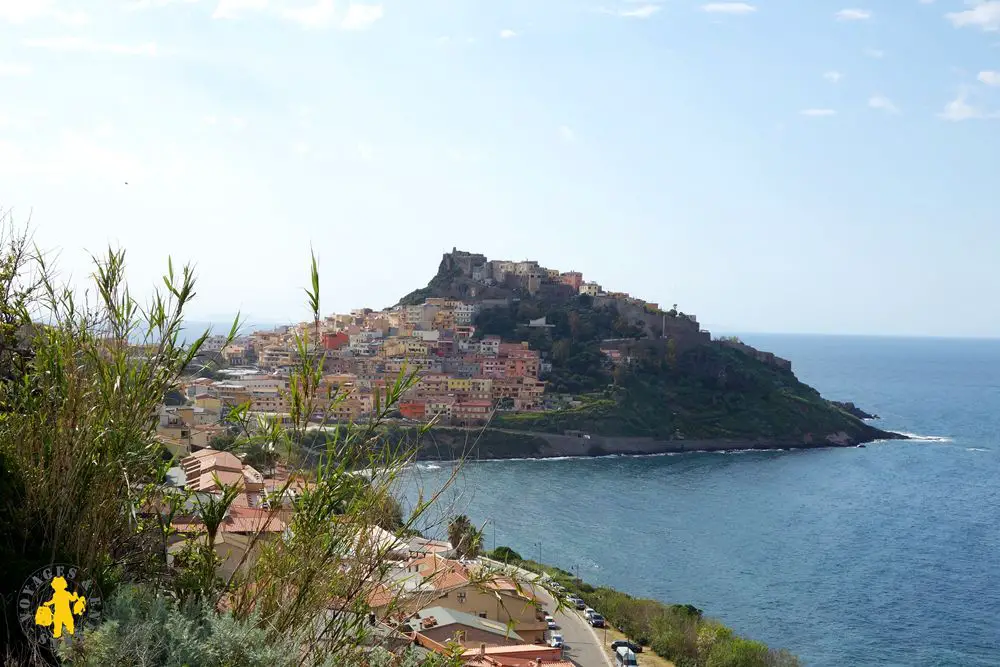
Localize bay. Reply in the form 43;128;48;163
400;334;1000;666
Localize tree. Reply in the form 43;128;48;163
194;477;243;551
488;546;523;563
448;514;482;558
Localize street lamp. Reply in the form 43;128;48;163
532;541;542;564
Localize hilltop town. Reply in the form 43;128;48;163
158;249;894;458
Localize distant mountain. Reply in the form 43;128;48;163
399;249;902;449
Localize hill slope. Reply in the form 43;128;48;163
402;250;902;448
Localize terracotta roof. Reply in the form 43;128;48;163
366;583;397;609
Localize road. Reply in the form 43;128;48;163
537;589;612;667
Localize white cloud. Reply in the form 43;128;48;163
836;8;872;21
213;0;268;20
213;0;383;30
231;116;248;131
868;95;900;114
800;109;836;116
281;0;337;28
558;125;577;142
293;141;310;155
978;70;1000;85
23;36;158;56
499;29;518;38
824;70;843;83
339;3;383;30
0;62;32;76
0;0;87;25
865;47;885;58
701;3;757;14
946;1;1000;31
604;4;661;18
939;91;1000;120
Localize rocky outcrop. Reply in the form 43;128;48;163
409;423;906;461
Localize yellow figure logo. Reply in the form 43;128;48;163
34;576;87;638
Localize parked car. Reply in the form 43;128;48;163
611;639;643;653
590;613;605;628
575;599;587;610
546;616;558;630
549;633;564;648
614;646;639;667
584;607;595;620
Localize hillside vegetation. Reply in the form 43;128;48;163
405;263;896;445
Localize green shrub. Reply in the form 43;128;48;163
488;546;523;563
59;584;305;667
705;637;770;667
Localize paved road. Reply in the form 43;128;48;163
475;558;611;667
537;589;612;667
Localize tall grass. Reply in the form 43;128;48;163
0;226;470;665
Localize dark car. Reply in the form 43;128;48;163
590;613;605;628
611;639;643;653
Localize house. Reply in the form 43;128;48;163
461;644;570;666
579;282;601;297
407;536;454;558
401;556;546;643
400;400;427;420
170;505;287;580
322;331;349;350
407;607;523;648
453;401;492;426
180;448;265;503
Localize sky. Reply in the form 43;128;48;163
1;0;999;337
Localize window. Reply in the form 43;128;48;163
478;612;487;619
457;592;466;603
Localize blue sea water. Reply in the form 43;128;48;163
401;335;1000;666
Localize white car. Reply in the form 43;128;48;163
549;633;564;648
545;614;557;630
584;607;596;620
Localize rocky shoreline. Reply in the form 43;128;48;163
410;424;909;461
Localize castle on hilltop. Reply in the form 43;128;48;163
441;248;617;303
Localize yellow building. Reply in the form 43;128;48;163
447;378;472;392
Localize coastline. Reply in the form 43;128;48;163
409;425;908;461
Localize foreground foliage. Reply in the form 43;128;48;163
0;227;459;665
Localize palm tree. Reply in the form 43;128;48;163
194;475;242;551
448;514;482;558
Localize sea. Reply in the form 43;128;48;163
399;335;1000;667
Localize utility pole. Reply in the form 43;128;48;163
533;541;542;564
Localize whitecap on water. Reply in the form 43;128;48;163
897;432;954;443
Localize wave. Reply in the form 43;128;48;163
897;432;954;443
965;448;988;452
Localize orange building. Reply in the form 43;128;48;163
400;401;427;420
322;331;349;350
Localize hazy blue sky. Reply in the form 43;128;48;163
1;1;999;336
